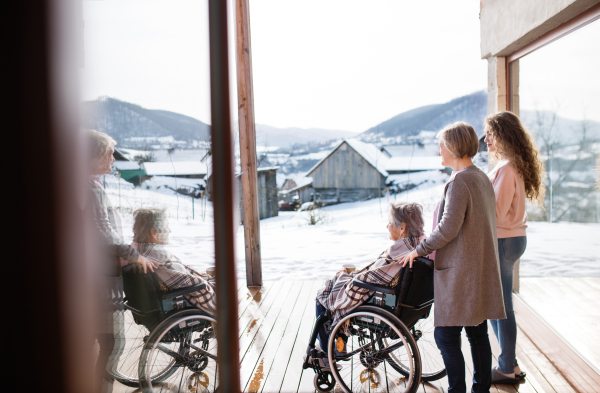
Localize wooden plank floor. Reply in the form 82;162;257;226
519;278;600;374
113;280;584;393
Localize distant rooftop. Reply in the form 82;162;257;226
142;161;207;176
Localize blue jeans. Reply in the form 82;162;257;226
434;321;492;393
316;303;329;352
490;236;527;374
315;302;347;354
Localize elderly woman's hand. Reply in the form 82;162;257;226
400;250;419;268
137;255;158;273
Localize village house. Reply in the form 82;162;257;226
305;139;389;204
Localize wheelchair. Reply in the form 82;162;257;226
303;257;445;393
106;264;218;393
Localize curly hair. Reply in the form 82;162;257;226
484;112;546;206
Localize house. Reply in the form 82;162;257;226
141;161;207;182
204;157;279;219
385;156;447;174
278;177;314;210
113;161;146;185
254;167;278;220
305;139;388;204
112;148;146;185
280;179;298;191
288;177;314;204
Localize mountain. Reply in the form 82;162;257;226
361;91;488;139
255;124;356;149
83;97;211;144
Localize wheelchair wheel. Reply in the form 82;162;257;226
385;306;446;382
327;305;421;393
107;310;176;387
139;309;217;393
314;371;335;392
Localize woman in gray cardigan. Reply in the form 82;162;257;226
402;122;505;393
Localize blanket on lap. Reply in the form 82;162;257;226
316;235;425;329
132;242;216;315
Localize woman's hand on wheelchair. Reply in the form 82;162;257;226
136;255;158;273
400;250;418;268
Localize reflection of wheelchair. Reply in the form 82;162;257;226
303;257;445;393
107;264;218;392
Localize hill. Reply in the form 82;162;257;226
255;124;356;149
83;97;211;145
361;90;487;139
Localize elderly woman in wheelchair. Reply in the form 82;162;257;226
108;207;218;392
304;201;442;393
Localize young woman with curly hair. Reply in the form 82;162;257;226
484;111;546;384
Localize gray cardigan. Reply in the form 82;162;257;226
416;166;506;327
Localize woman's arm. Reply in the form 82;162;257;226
90;183;140;263
416;178;470;255
492;166;516;224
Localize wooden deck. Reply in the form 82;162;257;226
114;280;593;393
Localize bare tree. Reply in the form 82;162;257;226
529;110;599;222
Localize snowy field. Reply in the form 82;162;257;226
105;175;600;281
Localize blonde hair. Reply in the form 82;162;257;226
437;121;479;159
388;201;425;237
133;207;168;243
484;111;546;206
87;129;116;164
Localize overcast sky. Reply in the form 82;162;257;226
81;0;599;133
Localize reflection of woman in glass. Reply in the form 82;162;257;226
86;130;156;393
131;207;216;313
484;112;546;383
313;202;426;368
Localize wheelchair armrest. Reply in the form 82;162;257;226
162;283;206;299
414;256;434;269
397;299;434;311
353;280;396;295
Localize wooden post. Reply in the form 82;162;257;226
208;0;241;391
235;0;262;287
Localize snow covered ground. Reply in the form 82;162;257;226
104;175;600;281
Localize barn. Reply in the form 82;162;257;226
305;139;388;204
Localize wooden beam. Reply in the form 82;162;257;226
208;0;241;391
506;2;600;63
235;0;263;287
2;1;95;392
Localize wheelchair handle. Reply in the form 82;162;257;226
414;256;434;269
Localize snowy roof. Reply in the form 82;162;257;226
306;139;389;177
289;177;313;192
113;161;141;171
142;161;207;176
385;156;445;171
257;166;279;172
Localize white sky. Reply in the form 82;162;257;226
81;0;486;132
81;1;599;132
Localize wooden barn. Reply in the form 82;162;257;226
306;139;388;204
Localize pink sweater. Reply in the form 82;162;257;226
488;160;527;238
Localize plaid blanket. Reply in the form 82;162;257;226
133;242;216;315
316;235;425;328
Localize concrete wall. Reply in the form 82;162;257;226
480;0;598;58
